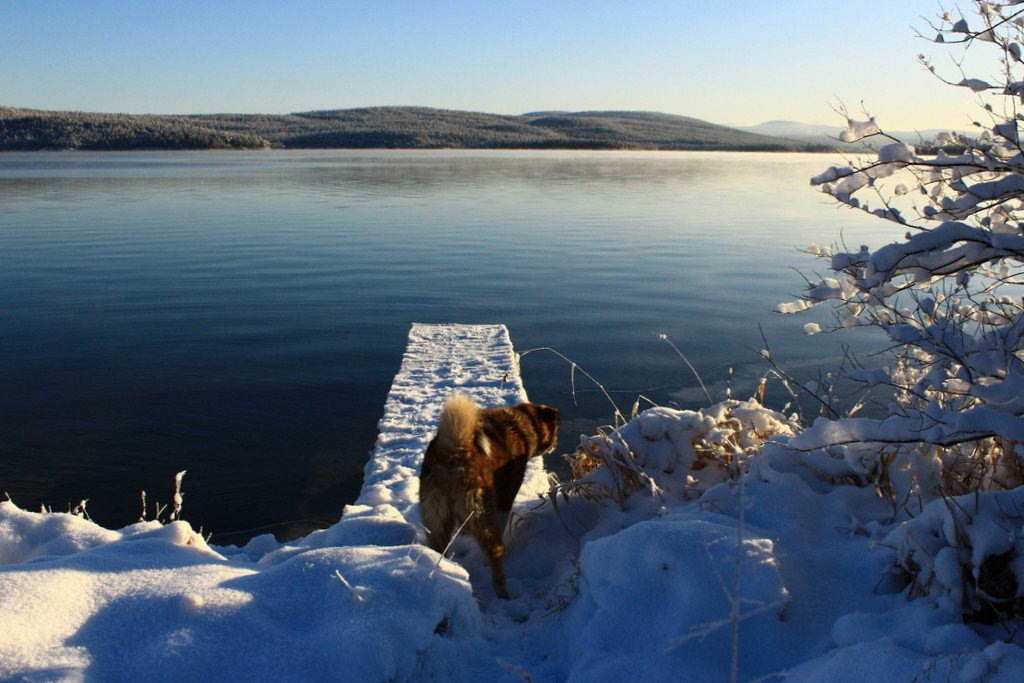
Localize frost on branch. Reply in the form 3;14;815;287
958;77;994;92
783;0;1024;498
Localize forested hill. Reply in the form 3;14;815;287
0;107;271;151
0;105;827;151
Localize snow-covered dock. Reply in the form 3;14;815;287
356;323;547;522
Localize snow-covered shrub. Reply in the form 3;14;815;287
562;399;799;503
769;431;1024;514
780;0;1024;498
0;500;121;564
885;488;1024;623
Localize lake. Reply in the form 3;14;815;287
0;150;892;543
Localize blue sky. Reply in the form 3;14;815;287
1;0;984;129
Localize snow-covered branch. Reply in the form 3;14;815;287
782;0;1024;498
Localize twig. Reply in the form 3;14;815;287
657;333;714;406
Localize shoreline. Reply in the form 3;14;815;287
0;146;838;154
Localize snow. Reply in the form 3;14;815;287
4;325;1024;681
811;165;854;185
803;322;823;334
958;77;993;92
0;509;488;681
839;118;881;143
878;142;916;163
566;514;788;681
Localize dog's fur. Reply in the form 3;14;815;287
419;395;560;599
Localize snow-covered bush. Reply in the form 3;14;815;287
885;487;1024;623
781;0;1024;501
561;399;799;504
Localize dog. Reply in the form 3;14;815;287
419;394;560;599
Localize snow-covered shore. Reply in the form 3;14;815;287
4;326;1024;681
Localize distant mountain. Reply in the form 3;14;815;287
738;120;843;142
0;106;830;152
737;119;972;147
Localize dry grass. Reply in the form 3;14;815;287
937;438;1024;496
555;399;799;511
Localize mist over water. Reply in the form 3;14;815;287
0;150;892;542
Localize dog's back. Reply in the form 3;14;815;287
477;404;559;510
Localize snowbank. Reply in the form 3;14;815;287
0;501;489;681
491;401;1024;680
566;514;787;681
9;450;1024;681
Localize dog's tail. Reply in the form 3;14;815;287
434;394;478;453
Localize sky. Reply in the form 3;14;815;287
0;0;991;130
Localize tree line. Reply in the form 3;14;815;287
0;105;827;151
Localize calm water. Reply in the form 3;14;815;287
0;150;892;542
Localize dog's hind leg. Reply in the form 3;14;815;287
420;487;455;554
469;487;511;599
493;456;528;513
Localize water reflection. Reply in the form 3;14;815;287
0;149;765;202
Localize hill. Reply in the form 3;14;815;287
0;106;271;151
738;119;972;147
0;105;828;151
738;120;844;143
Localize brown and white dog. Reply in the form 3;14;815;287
419;395;560;599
